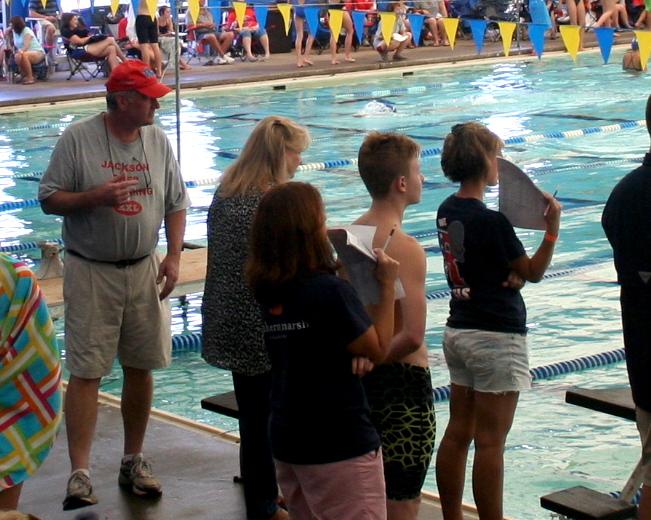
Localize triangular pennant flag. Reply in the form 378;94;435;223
131;0;139;16
639;271;651;284
170;0;177;15
380;11;396;46
498;21;516;56
111;0;119;15
529;0;552;27
233;1;247;28
329;9;344;41
594;27;615;63
187;0;199;26
442;18;459;49
635;30;651;70
254;4;268;28
40;0;46;8
304;6;321;37
407;13;424;46
559;25;581;62
146;0;157;20
469;19;487;53
529;23;546;58
277;3;292;35
351;10;367;45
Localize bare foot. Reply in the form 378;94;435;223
22;78;35;84
331;59;340;64
297;62;304;68
303;58;314;66
344;56;356;62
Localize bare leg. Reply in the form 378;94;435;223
330;32;339;64
0;483;23;510
205;34;225;57
393;34;410;57
139;43;154;70
387;496;420;520
295;16;305;66
343;12;355;60
243;35;255;59
260;33;271;58
122;366;153;456
151;43;163;76
66;375;101;471
471;391;519;520
436;384;476;520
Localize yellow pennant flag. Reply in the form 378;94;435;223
635;30;651;70
233;1;247;29
380;12;396;47
277;3;293;35
41;0;47;9
498;21;516;56
146;0;157;20
110;0;120;16
187;0;200;25
442;18;459;50
328;9;344;40
559;25;581;62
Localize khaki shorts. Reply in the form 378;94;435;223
637;407;651;487
443;327;531;393
63;252;172;379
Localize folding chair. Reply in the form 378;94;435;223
62;38;108;81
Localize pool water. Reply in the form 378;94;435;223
0;48;646;519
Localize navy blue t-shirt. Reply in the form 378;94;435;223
262;272;380;465
437;195;527;334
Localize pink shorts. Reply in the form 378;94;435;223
276;449;387;520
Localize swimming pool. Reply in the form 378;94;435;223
0;48;646;519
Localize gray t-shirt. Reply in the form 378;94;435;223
39;113;190;262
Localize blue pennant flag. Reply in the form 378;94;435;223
529;0;552;27
170;0;177;16
407;13;424;46
305;6;321;37
594;27;615;63
132;0;140;16
529;23;547;58
469;19;487;53
254;5;269;28
351;10;367;46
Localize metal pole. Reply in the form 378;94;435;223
172;1;181;167
2;0;8;35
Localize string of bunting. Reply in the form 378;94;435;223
9;0;647;66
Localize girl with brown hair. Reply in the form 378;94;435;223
247;181;399;520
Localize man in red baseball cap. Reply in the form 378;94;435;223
38;59;190;510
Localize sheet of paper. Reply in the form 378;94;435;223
498;157;548;230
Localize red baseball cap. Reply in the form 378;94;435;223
105;60;172;98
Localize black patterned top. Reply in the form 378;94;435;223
201;189;270;375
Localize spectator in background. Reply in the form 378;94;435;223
328;0;356;64
60;13;126;72
187;0;235;65
374;2;411;62
225;6;271;62
414;0;449;46
136;0;163;76
293;0;316;67
9;16;45;85
0;254;62;512
158;6;191;70
28;0;59;49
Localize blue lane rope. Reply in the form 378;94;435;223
169;332;625;402
295;120;646;173
432;348;626;403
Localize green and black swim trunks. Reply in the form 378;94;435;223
363;363;436;501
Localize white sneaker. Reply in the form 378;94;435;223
222;55;235;64
215;56;228;65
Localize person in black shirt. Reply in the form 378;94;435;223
602;95;651;520
435;122;561;520
60;13;126;72
247;182;399;520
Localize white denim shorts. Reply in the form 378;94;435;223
442;327;531;393
637;407;651;487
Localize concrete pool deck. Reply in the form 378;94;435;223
17;392;482;520
0;32;623;109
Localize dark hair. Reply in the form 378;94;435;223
60;12;76;32
158;6;171;16
358;132;420;198
440;122;503;183
10;16;25;35
246;182;337;304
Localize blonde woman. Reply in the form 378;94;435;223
201;116;310;520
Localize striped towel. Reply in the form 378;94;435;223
0;254;62;489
